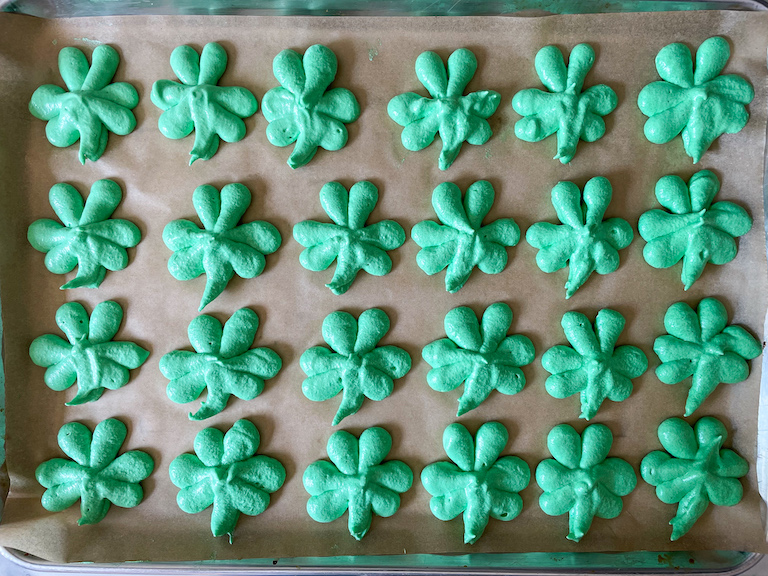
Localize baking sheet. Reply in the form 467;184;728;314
0;11;766;563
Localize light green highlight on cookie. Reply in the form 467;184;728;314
421;422;530;544
654;298;761;417
151;42;258;164
301;308;411;425
388;48;500;170
263;44;360;169
169;419;286;540
303;427;413;540
412;180;520;293
160;308;282;421
543;309;647;420
36;418;154;525
163;183;281;311
637;36;753;163
536;423;636;542
28;179;141;290
638;170;752;290
29;45;138;164
293;181;405;295
423;303;534;416
29;301;149;406
512;43;617;164
526;177;633;299
641;416;748;541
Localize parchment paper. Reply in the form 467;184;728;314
0;10;767;564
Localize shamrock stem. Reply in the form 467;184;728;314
565;248;596;298
190;111;218;164
671;485;709;541
61;251;107;290
333;376;364;425
327;248;359;295
190;379;229;420
288;132;318;169
567;494;596;543
347;491;373;541
78;489;111;525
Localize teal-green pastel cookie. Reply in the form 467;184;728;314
654;298;761;416
421;422;530;544
151;42;258;164
29;45;138;163
301;308;411;425
293;181;405;295
526;177;633;298
163;183;281;311
303;427;413;540
422;303;534;416
638;36;753;163
160;308;282;420
536;423;636;542
28;179;141;289
29;301;149;405
36;418;154;525
542;308;648;420
638;170;752;290
641;416;748;541
412;181;520;293
262;44;360;169
169;419;286;540
388;48;500;170
512;43;617;164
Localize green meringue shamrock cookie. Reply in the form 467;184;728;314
638;36;754;163
638;170;751;290
388;48;500;170
654;298;761;417
423;303;534;416
151;42;258;164
303;427;413;540
293;181;405;295
169;419;286;540
536;423;637;542
263;44;360;169
512;43;617;164
30;301;149;406
542;308;648;420
526;177;633;299
28;179;141;290
160;308;282;421
421;422;530;544
163;183;281;311
412;180;520;293
641;416;748;541
29;45;138;164
301;308;411;425
36;418;154;525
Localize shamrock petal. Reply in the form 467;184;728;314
656;43;694;88
445;306;483;351
546;424;581;469
580;424;613;469
443;423;475;472
474;422;508;471
664;302;701;342
694;36;729;85
358;427;392;470
535;45;568;93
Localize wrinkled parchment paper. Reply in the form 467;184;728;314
0;10;766;564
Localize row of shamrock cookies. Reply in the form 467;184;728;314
27;174;752;305
29;299;762;425
35;414;749;544
29;37;753;168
